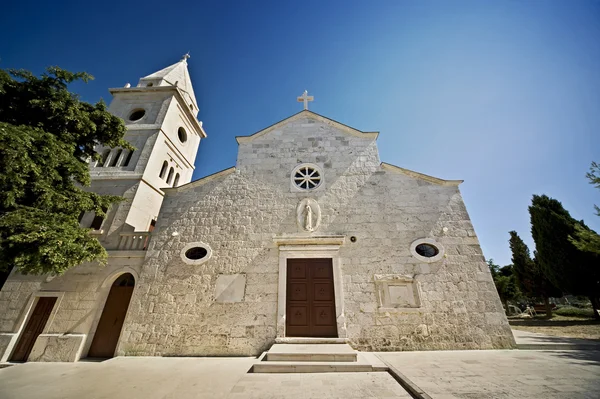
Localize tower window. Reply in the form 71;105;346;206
146;82;153;87
122;150;134;167
159;161;168;179
178;127;187;143
110;149;122;167
98;149;111;167
166;167;174;184
129;109;146;122
90;207;108;230
173;173;180;187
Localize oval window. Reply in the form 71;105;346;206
129;109;146;121
178;127;187;143
185;247;208;260
415;243;439;258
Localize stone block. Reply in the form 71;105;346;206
214;274;246;303
28;334;85;362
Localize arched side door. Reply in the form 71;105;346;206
88;273;135;358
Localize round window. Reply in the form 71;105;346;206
181;242;212;265
129;109;146;121
410;238;445;263
185;247;207;260
415;243;439;258
178;127;187;143
292;164;322;190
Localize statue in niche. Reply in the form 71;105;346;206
297;198;321;232
305;203;314;231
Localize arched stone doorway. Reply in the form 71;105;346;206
88;273;135;358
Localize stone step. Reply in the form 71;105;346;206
274;337;349;344
252;361;375;373
266;353;356;362
265;343;357;362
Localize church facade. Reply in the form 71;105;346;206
0;58;515;362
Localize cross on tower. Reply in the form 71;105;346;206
297;90;314;110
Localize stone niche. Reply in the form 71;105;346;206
374;274;421;309
214;274;246;303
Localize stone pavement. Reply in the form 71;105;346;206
2;345;600;398
379;349;600;399
0;357;409;399
512;329;600;350
0;357;256;399
228;372;411;398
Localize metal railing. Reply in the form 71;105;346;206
117;232;151;250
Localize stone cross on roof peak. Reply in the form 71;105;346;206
181;53;191;61
297;90;314;110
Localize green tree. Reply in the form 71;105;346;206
488;259;520;313
570;162;600;255
529;195;600;319
508;231;560;317
0;67;131;275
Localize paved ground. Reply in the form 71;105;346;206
0;357;408;399
513;329;600;349
229;372;411;398
2;330;600;399
379;349;600;399
0;357;257;399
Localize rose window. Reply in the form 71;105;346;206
293;165;322;190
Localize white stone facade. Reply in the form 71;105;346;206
0;61;515;362
117;112;514;356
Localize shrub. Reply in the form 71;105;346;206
554;306;595;318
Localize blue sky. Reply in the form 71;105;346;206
2;1;599;265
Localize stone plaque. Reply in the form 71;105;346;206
215;274;246;303
388;284;414;307
374;274;421;309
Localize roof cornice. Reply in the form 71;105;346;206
163;167;236;194
235;110;378;144
380;162;463;186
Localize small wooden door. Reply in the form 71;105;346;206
286;258;337;337
10;296;57;361
88;274;135;358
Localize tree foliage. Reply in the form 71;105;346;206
570;161;600;255
508;231;560;316
508;231;536;296
0;67;130;275
586;161;600;217
529;194;600;318
488;259;520;312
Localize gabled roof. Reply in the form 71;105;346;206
381;162;463;186
140;56;197;110
163;167;236;194
235;110;379;144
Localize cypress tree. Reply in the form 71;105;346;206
529;195;600;319
509;230;560;317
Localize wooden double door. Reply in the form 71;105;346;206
286;258;338;337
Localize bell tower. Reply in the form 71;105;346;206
82;55;207;248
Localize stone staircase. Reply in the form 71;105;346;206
252;340;388;373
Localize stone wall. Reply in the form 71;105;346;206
118;114;515;356
0;255;144;362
